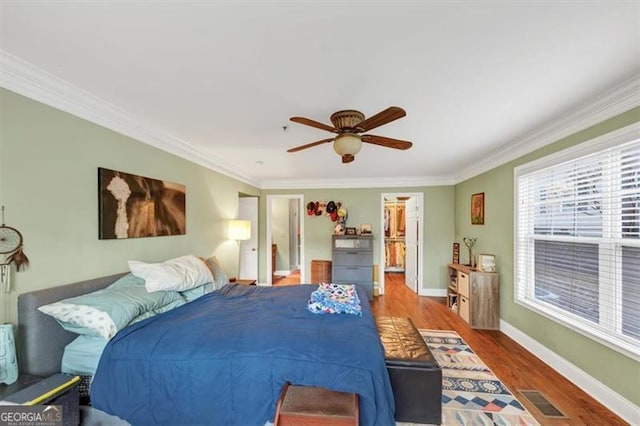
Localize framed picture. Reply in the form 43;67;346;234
345;227;357;236
478;254;496;272
471;192;485;225
361;223;372;234
98;168;186;239
452;242;460;264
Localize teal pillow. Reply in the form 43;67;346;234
180;283;217;303
129;297;187;323
107;273;147;289
38;274;183;339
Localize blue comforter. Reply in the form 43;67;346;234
91;284;395;425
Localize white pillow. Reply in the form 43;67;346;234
129;255;214;293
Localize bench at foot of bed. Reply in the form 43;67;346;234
376;315;442;425
274;382;359;426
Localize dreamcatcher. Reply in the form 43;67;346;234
0;207;29;293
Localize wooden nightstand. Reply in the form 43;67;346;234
230;278;256;285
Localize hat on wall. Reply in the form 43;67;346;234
326;201;337;213
307;201;316;216
337;206;348;218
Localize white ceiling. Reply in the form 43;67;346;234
1;1;639;188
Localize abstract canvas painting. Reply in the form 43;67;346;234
98;168;186;239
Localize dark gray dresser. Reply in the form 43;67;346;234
331;235;374;300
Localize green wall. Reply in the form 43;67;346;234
0;88;259;324
271;197;290;271
261;187;455;291
454;107;640;405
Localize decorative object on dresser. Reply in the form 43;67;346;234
462;236;477;268
331;235;374;300
452;242;460;264
471;192;485;225
477;254;496;272
446;263;499;329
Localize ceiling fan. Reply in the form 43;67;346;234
287;106;413;163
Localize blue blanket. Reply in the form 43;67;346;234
91;284;394;425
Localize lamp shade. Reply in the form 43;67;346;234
228;220;251;241
333;133;362;156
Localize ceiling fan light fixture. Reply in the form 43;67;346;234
341;154;355;164
330;110;365;129
333;133;362;160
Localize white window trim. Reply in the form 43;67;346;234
513;122;640;361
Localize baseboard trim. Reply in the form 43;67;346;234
420;288;447;297
500;320;640;424
273;270;291;277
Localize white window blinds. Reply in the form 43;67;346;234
515;123;640;359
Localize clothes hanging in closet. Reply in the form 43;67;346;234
385;241;406;269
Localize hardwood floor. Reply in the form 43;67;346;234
371;272;626;426
273;269;301;285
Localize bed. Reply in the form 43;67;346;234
17;273;395;425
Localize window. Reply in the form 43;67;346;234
515;123;640;358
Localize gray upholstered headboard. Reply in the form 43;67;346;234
17;273;127;377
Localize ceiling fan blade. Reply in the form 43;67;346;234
361;134;413;150
290;117;339;133
287;137;335;153
356;106;406;132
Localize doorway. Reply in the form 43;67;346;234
380;193;423;295
266;194;305;285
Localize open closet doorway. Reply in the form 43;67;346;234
380;193;423;295
266;194;305;285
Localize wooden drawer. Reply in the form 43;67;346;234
459;295;470;323
333;252;372;266
457;271;470;297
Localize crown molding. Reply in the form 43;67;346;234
0;50;261;188
261;175;456;190
454;75;640;184
3;49;637;190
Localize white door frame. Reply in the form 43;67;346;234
266;194;305;285
380;192;424;295
404;196;418;293
238;196;259;280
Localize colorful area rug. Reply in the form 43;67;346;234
415;330;539;426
